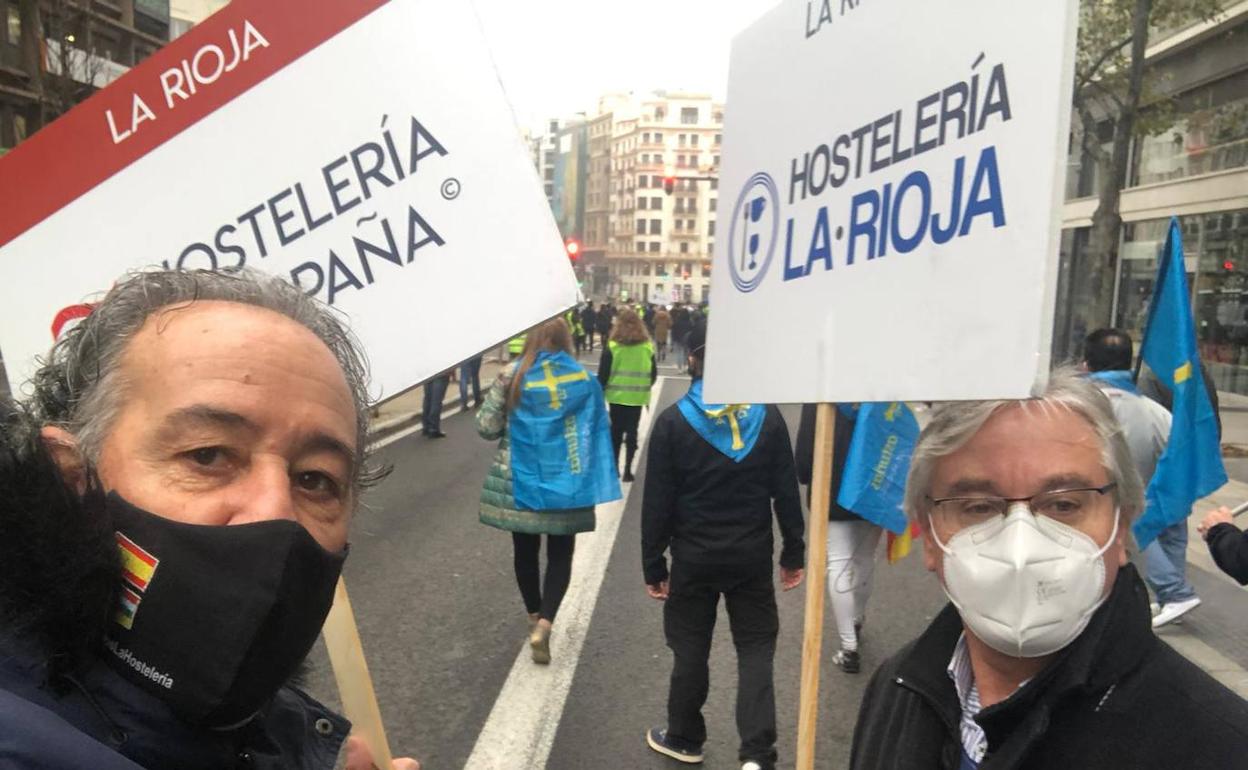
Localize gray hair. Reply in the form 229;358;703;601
903;367;1145;521
28;268;386;494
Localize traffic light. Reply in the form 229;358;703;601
663;175;676;195
1224;259;1235;271
565;239;581;261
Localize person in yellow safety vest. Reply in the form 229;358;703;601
598;308;657;482
565;309;586;358
508;334;527;360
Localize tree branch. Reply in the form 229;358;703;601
1076;33;1134;92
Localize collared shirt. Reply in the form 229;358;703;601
946;633;988;766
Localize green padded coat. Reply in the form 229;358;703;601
476;362;597;535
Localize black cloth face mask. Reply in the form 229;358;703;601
101;492;347;727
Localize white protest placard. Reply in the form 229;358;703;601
0;0;577;400
704;0;1078;403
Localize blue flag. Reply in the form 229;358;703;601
509;351;622;511
677;380;766;462
1133;217;1227;548
836;402;919;535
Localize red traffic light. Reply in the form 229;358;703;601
1224;260;1235;271
566;239;581;260
663;176;676;195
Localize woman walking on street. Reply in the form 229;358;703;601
794;403;882;673
477;319;620;663
599;308;657;482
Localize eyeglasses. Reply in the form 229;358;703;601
926;483;1117;535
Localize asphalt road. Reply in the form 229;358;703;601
301;365;1248;769
301;370;948;770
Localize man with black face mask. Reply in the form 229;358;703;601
850;370;1248;770
0;269;418;769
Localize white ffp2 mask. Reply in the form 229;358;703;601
932;503;1118;658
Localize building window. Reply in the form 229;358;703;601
642;261;652;275
712;155;719;167
654;131;663;142
636;242;645;254
638;197;647;210
710;178;719;190
651;175;662;187
701;285;711;302
713;111;724;123
691;134;699;146
681;107;699;125
680;242;690;254
687;219;696;231
643;132;651;143
639;175;648;188
710;198;717;212
636;219;646;234
651;196;661;208
715;133;722;145
708;221;716;236
7;6;20;45
650;242;661;253
675;219;683;231
650;219;662;235
679;134;687;147
13;113;26;144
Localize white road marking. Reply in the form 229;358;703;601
464;377;670;770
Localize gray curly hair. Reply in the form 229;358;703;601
903;367;1145;523
28;268;386;493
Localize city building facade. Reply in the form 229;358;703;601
1055;5;1248;394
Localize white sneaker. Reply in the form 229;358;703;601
1149;602;1160;616
741;763;764;770
1152;597;1201;628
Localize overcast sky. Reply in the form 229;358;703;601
472;0;778;134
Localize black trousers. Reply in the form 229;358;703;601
609;403;643;472
664;561;779;766
512;533;576;621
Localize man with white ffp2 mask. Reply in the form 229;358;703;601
849;369;1248;770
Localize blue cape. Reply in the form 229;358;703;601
677;380;765;463
509;351;622;511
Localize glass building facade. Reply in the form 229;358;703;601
1053;13;1248;394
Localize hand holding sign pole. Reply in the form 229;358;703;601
709;1;1079;766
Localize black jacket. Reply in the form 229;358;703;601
794;403;860;522
850;564;1248;769
641;393;805;584
1206;522;1248;584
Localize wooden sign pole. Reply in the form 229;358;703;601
796;403;836;770
322;576;395;769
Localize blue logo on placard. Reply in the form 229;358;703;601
728;172;780;293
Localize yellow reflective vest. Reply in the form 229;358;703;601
605;340;654;406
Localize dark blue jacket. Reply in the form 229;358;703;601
0;648;348;769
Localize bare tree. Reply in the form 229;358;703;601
16;0;104;131
1069;0;1224;333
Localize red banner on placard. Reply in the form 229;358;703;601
0;0;388;249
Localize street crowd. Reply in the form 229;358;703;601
3;266;1248;770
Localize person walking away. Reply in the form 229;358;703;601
642;324;805;770
596;302;615;351
422;369;452;438
459;354;483;410
654;306;672;363
566;308;586;359
477;318;620;663
599;308;657;482
582;302;598;352
671;305;690;372
1198;506;1248;584
507;333;526;361
1083;328;1199;627
795;403;880;673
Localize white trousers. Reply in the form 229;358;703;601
826;519;883;651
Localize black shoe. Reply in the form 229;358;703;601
646;727;704;764
428;430;447;438
622;470;635;483
832;649;860;674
